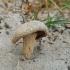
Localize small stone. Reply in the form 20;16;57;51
4;3;8;7
10;51;13;53
0;26;2;29
65;24;70;29
37;46;42;51
52;36;58;41
63;41;67;43
0;18;3;23
39;40;41;42
6;31;9;35
33;60;35;62
43;40;45;43
58;54;61;56
39;42;41;45
20;58;24;61
55;48;58;50
53;37;57;41
68;31;70;35
65;61;67;64
48;42;53;44
4;23;10;29
48;36;52;41
51;26;57;32
68;66;70;70
60;30;64;34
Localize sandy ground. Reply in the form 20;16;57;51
0;0;70;70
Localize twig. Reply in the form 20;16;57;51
46;0;50;17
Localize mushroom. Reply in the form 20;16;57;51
12;21;48;59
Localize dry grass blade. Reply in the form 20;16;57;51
50;0;64;16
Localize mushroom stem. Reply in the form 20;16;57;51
22;33;37;59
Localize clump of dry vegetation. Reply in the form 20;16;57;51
0;0;70;27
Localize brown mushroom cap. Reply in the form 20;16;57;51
12;21;48;43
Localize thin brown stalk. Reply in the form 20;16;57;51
50;0;64;16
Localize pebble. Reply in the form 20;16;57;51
6;31;9;35
68;66;70;70
4;23;10;29
0;26;2;29
65;24;70;29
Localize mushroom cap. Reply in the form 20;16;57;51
12;20;48;43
